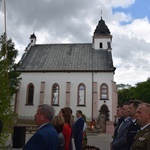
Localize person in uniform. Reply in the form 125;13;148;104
131;103;150;150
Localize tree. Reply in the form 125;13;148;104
117;84;132;90
117;78;150;104
133;78;150;103
117;84;132;104
0;33;21;148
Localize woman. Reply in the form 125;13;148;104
63;107;74;150
59;107;71;150
53;116;65;150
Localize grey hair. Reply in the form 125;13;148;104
139;103;150;113
38;104;55;121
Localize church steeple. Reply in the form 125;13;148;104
25;33;37;52
93;17;112;50
30;33;36;46
94;17;111;36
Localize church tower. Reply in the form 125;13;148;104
30;33;36;46
93;17;112;51
25;33;37;52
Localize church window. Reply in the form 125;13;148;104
51;83;59;106
77;83;86;106
26;83;34;105
99;42;103;48
107;42;111;49
100;83;109;100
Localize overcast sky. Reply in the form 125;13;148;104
0;0;150;86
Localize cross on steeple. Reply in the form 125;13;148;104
101;10;103;19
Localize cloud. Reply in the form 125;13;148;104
110;0;135;8
0;0;149;86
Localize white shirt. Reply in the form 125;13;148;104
38;122;50;130
140;123;150;131
83;122;87;132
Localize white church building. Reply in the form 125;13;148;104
15;17;118;122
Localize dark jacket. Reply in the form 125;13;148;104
23;123;58;150
73;117;84;150
125;121;140;149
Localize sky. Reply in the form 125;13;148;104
0;0;150;86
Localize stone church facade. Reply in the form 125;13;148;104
15;17;118;121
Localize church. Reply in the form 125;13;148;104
15;17;118;122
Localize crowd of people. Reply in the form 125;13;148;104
111;100;150;150
23;104;87;150
1;100;150;150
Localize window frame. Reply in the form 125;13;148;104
100;83;109;100
26;83;34;105
51;83;59;106
77;83;86;106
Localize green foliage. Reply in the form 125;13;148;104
118;88;131;104
0;33;21;148
133;78;150;103
117;78;150;104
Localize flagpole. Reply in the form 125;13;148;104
4;0;9;93
4;0;7;58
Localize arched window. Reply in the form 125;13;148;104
26;83;34;105
100;83;109;100
77;83;86;106
99;42;103;48
51;83;59;106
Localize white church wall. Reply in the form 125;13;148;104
18;71;114;120
18;72;92;118
93;72;114;120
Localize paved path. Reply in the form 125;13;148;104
86;133;112;150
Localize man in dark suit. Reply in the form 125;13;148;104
73;110;84;150
125;100;142;149
113;105;124;140
131;103;150;150
111;103;132;150
23;104;58;150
